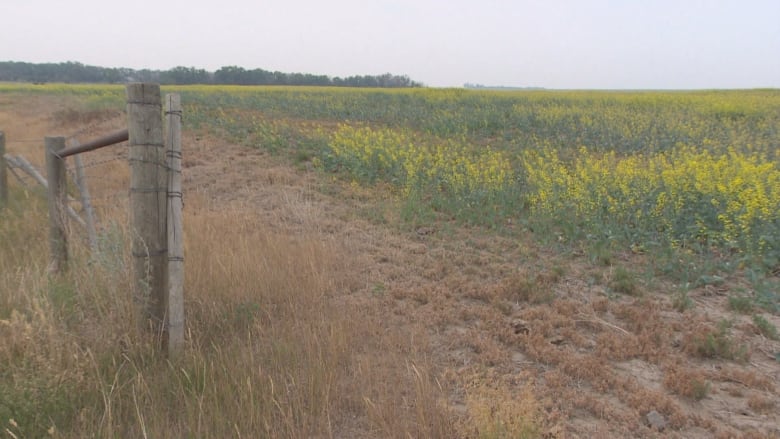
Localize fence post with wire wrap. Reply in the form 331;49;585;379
165;93;184;358
127;83;169;342
47;83;183;357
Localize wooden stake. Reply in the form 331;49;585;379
45;136;68;273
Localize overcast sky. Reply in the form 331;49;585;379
1;0;778;89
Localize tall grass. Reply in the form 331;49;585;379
0;189;456;438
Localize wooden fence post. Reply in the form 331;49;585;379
126;83;167;335
45;136;68;273
0;131;7;207
165;93;184;357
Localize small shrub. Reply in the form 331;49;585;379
504;275;555;305
673;290;694;312
0;374;81;438
685;319;749;362
728;296;753;313
752;314;779;340
372;282;386;296
609;267;639;296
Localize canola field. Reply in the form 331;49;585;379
181;86;779;274
3;83;778;276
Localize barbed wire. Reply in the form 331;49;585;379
6;165;35;188
66;115;125;142
2;114;124;146
5;141;178;222
66;155;126;171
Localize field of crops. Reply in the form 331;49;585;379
185;86;780;297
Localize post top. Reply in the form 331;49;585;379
126;83;162;104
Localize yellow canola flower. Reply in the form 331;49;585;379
327;125;514;201
522;144;780;253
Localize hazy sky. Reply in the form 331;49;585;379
2;0;778;88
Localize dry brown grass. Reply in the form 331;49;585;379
662;361;711;400
0;182;456;437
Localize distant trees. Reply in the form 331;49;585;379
159;66;211;85
212;65;420;87
0;61;423;88
0;61;125;83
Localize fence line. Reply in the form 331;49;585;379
1;83;185;358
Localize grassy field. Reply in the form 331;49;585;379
1;84;779;437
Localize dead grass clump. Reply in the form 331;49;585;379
595;331;643;361
663;362;710;400
747;394;776;414
465;376;544;439
608;301;670;360
515;304;571;340
569;392;637;426
713;366;775;392
683;320;750;362
559;353;614;392
591;297;610;313
551;299;579;317
502;270;556;304
358;358;458;439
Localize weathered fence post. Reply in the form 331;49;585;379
165;93;184;357
45;136;68;273
0;131;7;207
126;83;167;335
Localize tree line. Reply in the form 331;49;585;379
0;61;423;88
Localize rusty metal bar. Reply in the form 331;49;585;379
58;128;129;158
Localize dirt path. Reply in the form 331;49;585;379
3;100;779;438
